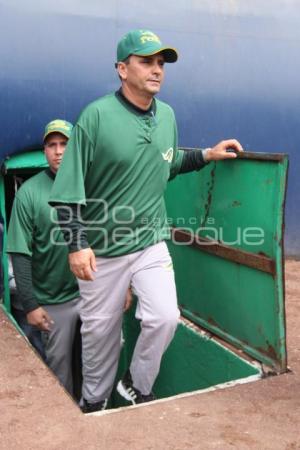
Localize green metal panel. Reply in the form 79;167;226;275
165;152;288;372
0;177;10;311
3;150;47;171
154;321;260;398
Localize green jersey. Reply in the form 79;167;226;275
49;92;184;256
7;170;79;306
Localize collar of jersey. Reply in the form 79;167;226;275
45;168;56;180
115;89;157;117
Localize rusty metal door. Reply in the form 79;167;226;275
165;152;288;372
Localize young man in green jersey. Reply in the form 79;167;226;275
49;30;244;413
7;120;82;397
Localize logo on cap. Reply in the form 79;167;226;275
140;31;161;45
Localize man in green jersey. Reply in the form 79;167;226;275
7;119;82;397
49;30;243;413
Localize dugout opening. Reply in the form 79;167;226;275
109;301;262;410
0;149;288;414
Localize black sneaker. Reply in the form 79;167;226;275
116;370;156;405
80;398;108;414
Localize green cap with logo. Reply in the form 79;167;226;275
117;29;178;63
43;119;73;142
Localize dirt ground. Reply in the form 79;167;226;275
0;260;299;450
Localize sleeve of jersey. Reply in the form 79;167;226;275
6;196;33;256
169;114;184;180
49;124;94;206
11;253;38;313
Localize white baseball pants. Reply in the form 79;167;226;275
43;296;82;396
78;241;179;403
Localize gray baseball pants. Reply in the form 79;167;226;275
78;241;179;403
43;296;82;395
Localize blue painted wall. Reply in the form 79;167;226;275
0;1;299;255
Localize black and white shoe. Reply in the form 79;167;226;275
80;398;108;414
117;370;156;405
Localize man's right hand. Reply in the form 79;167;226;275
68;247;97;281
124;287;133;312
205;139;244;161
27;307;54;331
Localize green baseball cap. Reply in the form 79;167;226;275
117;29;178;63
43;119;73;142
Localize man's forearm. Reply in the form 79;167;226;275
56;205;89;253
179;148;210;174
11;253;38;313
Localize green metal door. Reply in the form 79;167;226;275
165;151;288;372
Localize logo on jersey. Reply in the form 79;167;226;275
162;147;173;163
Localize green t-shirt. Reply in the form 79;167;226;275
7;170;79;305
49;92;184;256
